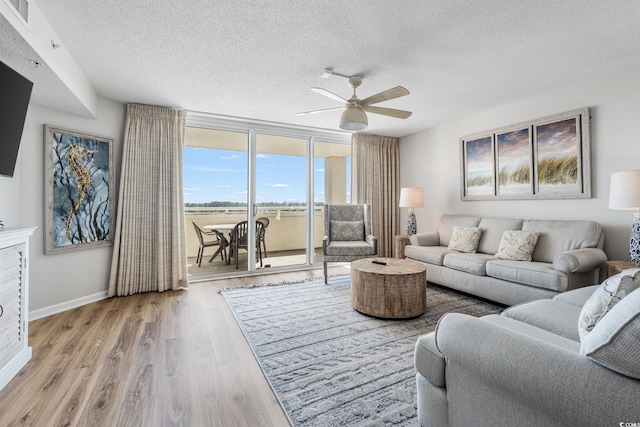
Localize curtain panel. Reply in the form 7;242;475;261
351;133;400;258
109;104;188;297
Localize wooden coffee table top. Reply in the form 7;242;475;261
351;257;425;275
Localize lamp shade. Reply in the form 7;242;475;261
339;105;367;131
609;170;640;210
399;187;424;208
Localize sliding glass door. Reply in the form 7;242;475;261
255;133;309;269
183;115;351;279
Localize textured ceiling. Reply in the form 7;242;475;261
6;1;640;137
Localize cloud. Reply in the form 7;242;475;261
183;187;201;192
315;168;325;173
257;154;268;158
272;183;289;188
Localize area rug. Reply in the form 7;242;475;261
221;274;504;426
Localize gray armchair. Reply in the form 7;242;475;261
322;204;377;283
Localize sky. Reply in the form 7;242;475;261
183;147;350;204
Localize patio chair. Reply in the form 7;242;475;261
192;221;228;267
322;204;377;283
257;217;270;258
229;220;265;269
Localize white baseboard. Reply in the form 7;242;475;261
29;291;109;321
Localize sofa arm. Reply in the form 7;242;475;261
409;231;439;246
552;248;607;274
415;332;445;387
436;313;640;426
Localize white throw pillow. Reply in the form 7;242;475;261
494;230;540;261
448;226;482;253
578;268;640;339
580;287;640;379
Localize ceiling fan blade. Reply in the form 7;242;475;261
361;86;410;106
364;106;412;119
310;87;349;104
295;106;346;116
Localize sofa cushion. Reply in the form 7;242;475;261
495;230;540;261
481;314;581;351
405;245;457;266
436;215;481;247
553;285;599;307
502;299;582;341
448;226;482;253
486;260;567;292
443;252;495;276
477;217;524;255
522;220;602;263
580;287;640;379
330;220;364;241
578;268;640;339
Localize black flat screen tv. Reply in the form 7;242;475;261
0;59;33;177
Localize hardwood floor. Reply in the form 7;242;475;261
0;266;350;427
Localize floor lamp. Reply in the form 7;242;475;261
399;187;424;235
609;170;640;265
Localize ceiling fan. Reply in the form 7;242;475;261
296;69;412;131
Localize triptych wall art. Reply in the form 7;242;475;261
44;125;115;254
460;108;591;200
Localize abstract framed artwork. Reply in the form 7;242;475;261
44;125;115;254
460;108;590;200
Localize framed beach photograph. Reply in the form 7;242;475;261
460;108;590;200
44;125;115;254
496;127;533;197
461;134;495;199
533;113;589;198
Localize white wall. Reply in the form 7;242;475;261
400;66;640;261
3;65;639;316
5;97;125;314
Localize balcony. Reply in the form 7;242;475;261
186;205;325;277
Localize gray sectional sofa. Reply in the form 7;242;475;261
405;214;607;306
415;282;640;427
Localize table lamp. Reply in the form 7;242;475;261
609;170;640;265
399;187;424;235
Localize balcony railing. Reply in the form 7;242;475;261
185;206;324;258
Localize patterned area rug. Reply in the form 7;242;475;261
222;274;503;426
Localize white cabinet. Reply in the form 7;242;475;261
0;227;35;391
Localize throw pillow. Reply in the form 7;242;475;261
578;268;640;339
330;220;364;241
580;287;640;379
495;230;540;261
448;226;482;253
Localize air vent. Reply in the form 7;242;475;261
7;0;28;22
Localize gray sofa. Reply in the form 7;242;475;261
405;214;607;306
415;283;640;427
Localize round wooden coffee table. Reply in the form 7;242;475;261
350;257;427;319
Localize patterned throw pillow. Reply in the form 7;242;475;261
330;220;365;241
495;230;540;261
448;226;482;253
578;268;640;340
580;286;640;379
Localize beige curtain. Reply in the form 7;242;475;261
108;104;188;297
351;133;400;258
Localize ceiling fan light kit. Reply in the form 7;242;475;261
340;105;368;131
298;68;412;132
